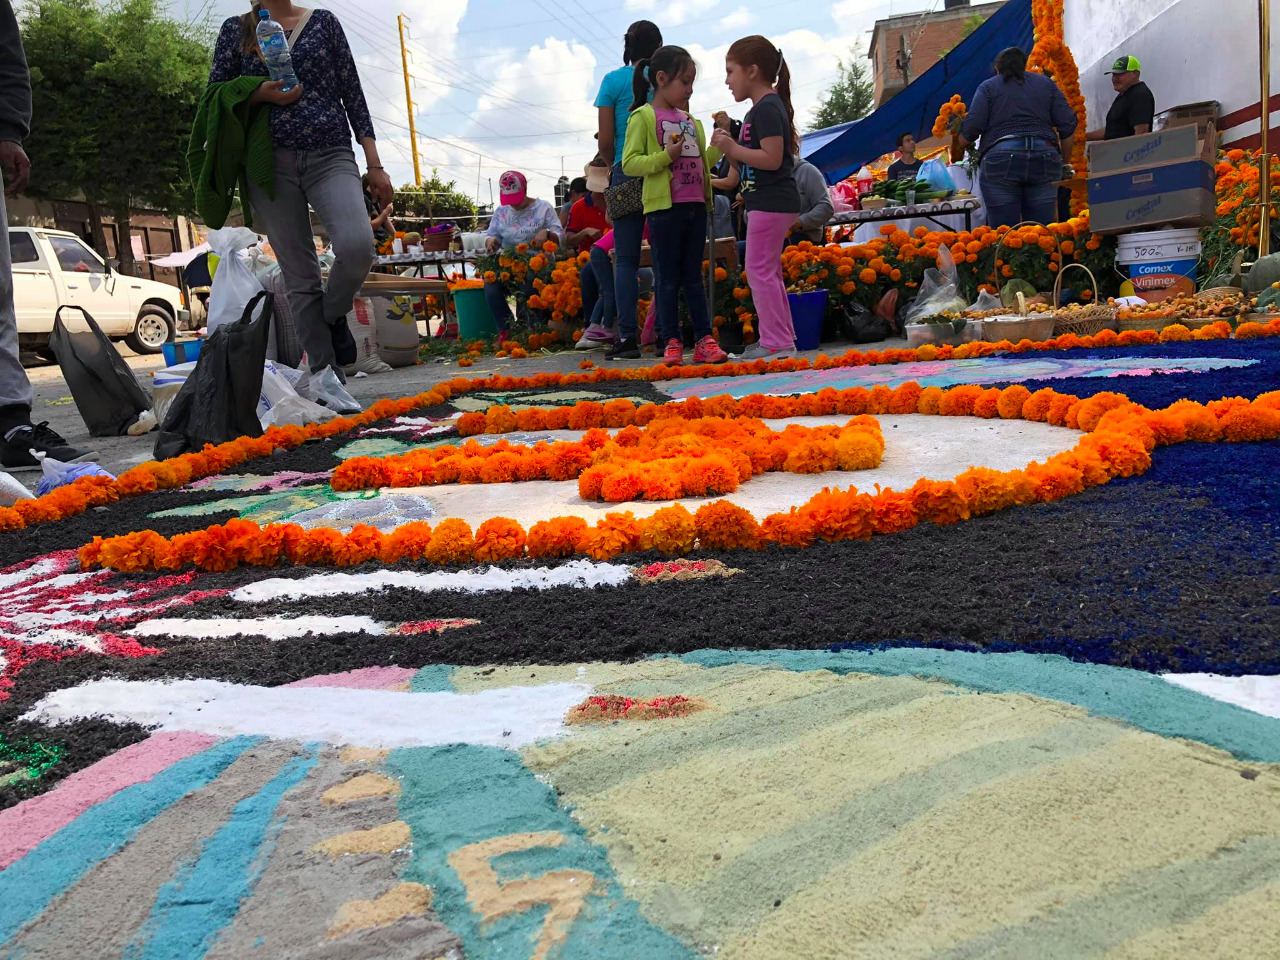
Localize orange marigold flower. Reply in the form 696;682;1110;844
761;507;814;548
425;518;475;565
996;385;1031;419
938;384;983;417
527;516;589;558
972;388;1002;419
917;386;945;415
870;488;918;534
581;511;641;560
909;478;970;526
640;503;697;554
474;517;528;561
693;500;762;549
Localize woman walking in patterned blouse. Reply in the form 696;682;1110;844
209;1;392;398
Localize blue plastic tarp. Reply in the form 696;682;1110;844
802;0;1034;184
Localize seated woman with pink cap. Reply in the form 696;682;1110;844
483;171;561;336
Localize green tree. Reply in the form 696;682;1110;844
22;0;210;274
394;170;479;230
941;14;988;57
809;48;874;132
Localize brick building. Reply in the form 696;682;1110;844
868;0;1008;109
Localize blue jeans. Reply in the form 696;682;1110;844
647;202;712;344
979;138;1061;229
579;252;600;326
484;278;534;332
611;162;645;339
587;244;616;328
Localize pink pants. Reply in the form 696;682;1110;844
746;210;796;352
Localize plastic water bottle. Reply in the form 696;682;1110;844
256;10;299;92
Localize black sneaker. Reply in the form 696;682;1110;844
331;319;358;367
606;337;641;360
1;422;100;472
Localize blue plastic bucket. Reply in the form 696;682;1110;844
788;289;828;351
162;339;202;366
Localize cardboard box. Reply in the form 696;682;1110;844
1086;122;1217;234
1156;100;1220;139
1087;124;1204;175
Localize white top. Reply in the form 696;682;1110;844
485;199;561;247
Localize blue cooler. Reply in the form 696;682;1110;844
788;290;828;351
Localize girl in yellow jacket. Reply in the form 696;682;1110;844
622;46;728;366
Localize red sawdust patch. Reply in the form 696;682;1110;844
630;559;741;584
566;694;707;724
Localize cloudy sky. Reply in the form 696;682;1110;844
183;0;934;203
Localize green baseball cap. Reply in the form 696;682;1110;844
1106;55;1142;74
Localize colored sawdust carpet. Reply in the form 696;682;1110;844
0;336;1278;958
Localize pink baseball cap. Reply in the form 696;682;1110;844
499;171;527;206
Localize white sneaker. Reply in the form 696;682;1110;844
575;324;614;350
730;343;796;361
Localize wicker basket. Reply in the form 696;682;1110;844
1051;263;1115;336
1195;286;1244;301
983;314;1055;343
1117;313;1231;334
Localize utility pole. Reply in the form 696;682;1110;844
398;14;422;187
476;156;483;205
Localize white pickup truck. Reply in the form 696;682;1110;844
11;227;190;355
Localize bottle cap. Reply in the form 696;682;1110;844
258;9;269;17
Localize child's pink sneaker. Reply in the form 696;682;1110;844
663;339;684;365
692;336;728;365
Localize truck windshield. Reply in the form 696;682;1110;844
47;236;107;274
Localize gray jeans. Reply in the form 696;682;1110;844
246;146;374;373
0;181;33;431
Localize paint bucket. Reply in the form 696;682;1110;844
788;289;828;351
1115;227;1201;301
453;287;497;340
162;339;202;366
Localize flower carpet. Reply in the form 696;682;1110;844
1;330;1280;959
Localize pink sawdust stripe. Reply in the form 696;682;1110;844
0;730;218;869
283;666;418;690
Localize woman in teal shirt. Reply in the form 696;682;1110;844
595;20;661;359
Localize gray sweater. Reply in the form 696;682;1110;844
0;0;29;145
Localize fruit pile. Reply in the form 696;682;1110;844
1111;293;1248;321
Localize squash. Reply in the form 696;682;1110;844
1255;282;1280;311
1000;279;1038;307
1244;253;1280;293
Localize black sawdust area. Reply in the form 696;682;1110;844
4;466;1277;716
0;718;150;810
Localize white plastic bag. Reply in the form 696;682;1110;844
0;471;32;505
35;456;115;497
967;290;1004;313
906;248;967;325
302;366;362;415
206;227;264;335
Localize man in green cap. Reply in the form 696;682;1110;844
1087;55;1155;141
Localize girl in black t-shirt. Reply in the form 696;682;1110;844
711;36;803;359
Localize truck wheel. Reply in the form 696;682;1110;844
125;307;174;354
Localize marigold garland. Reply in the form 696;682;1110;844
333;414;884;504
8;315;1280;537
78;386;1280;575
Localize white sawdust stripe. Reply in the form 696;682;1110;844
230;559;632;604
24;678;591;749
128;615;387;641
1163;674;1280;719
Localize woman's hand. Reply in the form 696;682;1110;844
485;236;501;254
252;79;304;107
710;129;736;159
366;167;394;209
712;110;731;132
371;204;393;231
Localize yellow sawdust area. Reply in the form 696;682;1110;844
510;660;1280;959
1099;880;1280;959
448;832;594;960
321;773;401;805
313;821;412;858
726;737;1280;960
328;882;432;938
338;746;390;764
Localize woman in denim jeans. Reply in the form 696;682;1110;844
594;21;663;360
958;47;1078;229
